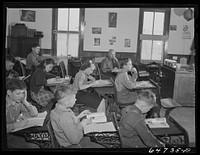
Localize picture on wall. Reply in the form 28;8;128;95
124;39;131;47
20;10;36;22
94;38;100;46
92;27;102;34
108;12;117;28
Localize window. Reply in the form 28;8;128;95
52;8;83;57
137;8;170;63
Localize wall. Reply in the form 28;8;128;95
6;8;52;49
168;8;194;55
6;7;195;58
84;8;139;53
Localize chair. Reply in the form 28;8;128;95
59;60;68;78
46;119;61;148
149;79;182;118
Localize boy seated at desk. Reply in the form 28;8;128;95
6;78;39;148
50;84;105;148
119;89;165;148
115;57;146;105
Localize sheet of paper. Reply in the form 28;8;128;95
145;117;170;128
11;111;47;132
83;122;116;134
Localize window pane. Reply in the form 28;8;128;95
69;8;80;31
58;9;69;31
153;12;165;35
68;34;79;57
141;40;152;60
152;41;163;60
143;12;153;35
57;33;79;57
57;33;68;56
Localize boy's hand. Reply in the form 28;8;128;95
78;110;91;119
14;119;29;129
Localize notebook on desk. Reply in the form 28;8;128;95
11;111;47;132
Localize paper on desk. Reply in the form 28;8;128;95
135;81;154;88
47;78;65;84
83;122;116;134
86;112;107;123
11;111;47;132
145;117;170;128
92;79;112;87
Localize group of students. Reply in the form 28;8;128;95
5;46;165;149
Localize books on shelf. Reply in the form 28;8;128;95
145;117;170;128
11;111;47;132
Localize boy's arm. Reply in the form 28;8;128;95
134;119;165;147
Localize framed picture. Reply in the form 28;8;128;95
94;38;100;46
125;39;131;47
92;27;102;34
108;12;117;28
20;10;36;22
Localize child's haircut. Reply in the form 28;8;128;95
37;58;55;69
80;59;95;71
137;89;156;106
54;84;76;101
6;78;27;92
120;57;131;68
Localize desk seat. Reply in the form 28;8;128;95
169;107;195;147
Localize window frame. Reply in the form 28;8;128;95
136;8;171;64
52;8;84;58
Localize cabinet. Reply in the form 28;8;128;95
7;36;42;58
161;65;195;106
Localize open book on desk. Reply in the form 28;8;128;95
86;112;107;123
83;122;116;134
145;117;170;128
11;111;47;132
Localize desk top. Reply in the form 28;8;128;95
149;116;185;136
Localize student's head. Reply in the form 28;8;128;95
6;55;16;71
6;78;27;103
80;59;95;75
120;58;132;71
135;89;156;114
108;49;116;59
38;58;55;72
54;84;76;107
32;43;40;54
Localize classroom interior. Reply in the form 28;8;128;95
4;4;196;150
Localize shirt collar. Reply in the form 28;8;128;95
126;104;142;114
55;103;72;112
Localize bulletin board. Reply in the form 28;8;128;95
83;8;140;53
